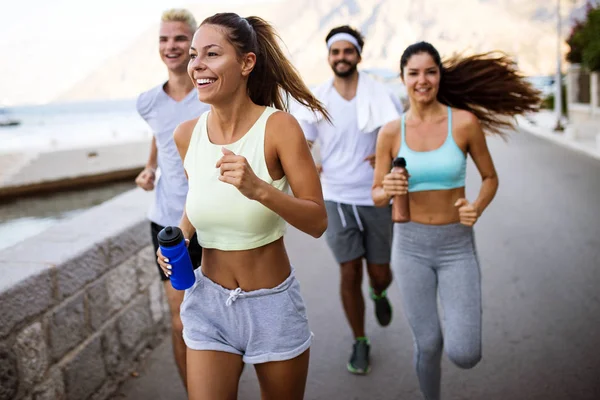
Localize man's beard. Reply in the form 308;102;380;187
332;61;358;78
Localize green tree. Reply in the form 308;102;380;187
568;3;600;70
566;19;585;64
580;7;600;71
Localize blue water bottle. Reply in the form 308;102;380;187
157;226;196;290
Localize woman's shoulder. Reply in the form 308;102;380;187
174;117;201;147
175;116;201;135
264;109;310;152
266;108;305;131
379;118;402;138
450;108;485;142
451;108;480;128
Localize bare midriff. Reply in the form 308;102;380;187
200;237;291;291
408;186;465;225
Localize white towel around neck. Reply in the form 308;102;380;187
293;71;400;133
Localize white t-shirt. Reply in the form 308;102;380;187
137;84;209;227
299;88;403;206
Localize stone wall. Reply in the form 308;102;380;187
0;188;169;400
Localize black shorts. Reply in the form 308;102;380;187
151;222;202;281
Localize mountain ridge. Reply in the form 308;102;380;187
57;0;580;102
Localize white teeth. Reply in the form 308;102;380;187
166;54;179;58
197;78;216;85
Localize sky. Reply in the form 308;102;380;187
0;0;592;106
0;0;279;106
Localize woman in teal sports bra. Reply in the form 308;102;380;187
372;42;540;400
155;13;329;400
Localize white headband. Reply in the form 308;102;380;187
326;32;362;54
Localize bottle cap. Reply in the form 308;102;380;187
392;157;406;168
157;226;184;247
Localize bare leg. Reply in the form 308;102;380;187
254;349;310;400
163;282;188;388
187;350;244;400
366;262;393;296
340;258;365;338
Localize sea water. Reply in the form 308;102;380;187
0;98;148;249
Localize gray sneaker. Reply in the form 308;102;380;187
347;339;370;375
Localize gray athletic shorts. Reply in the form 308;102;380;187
324;201;393;265
180;267;312;364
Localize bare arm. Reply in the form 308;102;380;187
301;121;321;171
217;112;327;238
464;114;499;216
260;114;326;237
298;118;318;152
136;93;158;171
135;137;158;190
173;118;200;239
176;210;196;241
372;120;405;206
146;137;158;170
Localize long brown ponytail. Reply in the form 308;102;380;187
400;42;542;135
201;13;330;122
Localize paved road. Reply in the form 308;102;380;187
117;132;600;400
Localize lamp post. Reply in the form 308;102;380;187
554;0;565;132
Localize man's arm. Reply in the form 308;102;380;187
146;137;158;170
134;90;159;190
135;137;158;191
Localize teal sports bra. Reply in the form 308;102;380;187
398;107;466;193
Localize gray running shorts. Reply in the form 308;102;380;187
324;201;393;264
180;267;312;364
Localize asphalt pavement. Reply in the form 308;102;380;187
117;131;600;400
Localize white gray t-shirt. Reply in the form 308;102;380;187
137;84;209;227
299;89;403;206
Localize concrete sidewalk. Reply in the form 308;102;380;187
517;110;600;161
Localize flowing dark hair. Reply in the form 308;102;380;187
400;41;541;135
201;13;330;121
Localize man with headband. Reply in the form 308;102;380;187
294;25;403;375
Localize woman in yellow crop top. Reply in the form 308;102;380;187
155;12;329;400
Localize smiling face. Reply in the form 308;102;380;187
402;52;441;105
187;24;255;104
159;21;194;73
328;40;361;78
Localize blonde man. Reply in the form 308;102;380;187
135;8;208;388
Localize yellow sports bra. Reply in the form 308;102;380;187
184;107;288;251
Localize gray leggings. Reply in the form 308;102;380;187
391;222;482;400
